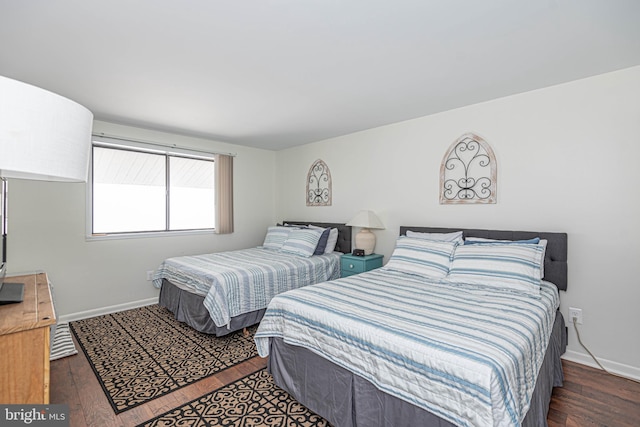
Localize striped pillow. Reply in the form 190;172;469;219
263;226;292;250
448;243;544;294
385;237;457;278
280;228;324;257
406;230;464;244
464;237;548;276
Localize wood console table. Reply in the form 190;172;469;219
0;272;56;404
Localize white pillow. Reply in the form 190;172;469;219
323;227;339;254
280;228;324;257
448;243;544;295
385;236;457;278
538;239;548;276
406;230;464;244
263;226;292;250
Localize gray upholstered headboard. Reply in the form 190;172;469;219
399;226;568;291
283;221;352;254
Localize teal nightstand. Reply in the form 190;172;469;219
340;253;383;277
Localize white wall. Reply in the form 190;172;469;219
7;67;638;379
275;66;640;379
7;121;277;319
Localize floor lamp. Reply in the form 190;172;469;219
0;75;93;303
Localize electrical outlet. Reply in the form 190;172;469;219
146;270;154;281
569;307;583;325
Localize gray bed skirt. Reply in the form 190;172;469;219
159;279;265;336
268;310;567;427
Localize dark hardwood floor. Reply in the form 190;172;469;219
50;334;640;426
547;361;640;427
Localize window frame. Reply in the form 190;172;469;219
86;138;217;240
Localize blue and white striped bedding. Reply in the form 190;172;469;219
153;247;341;328
255;268;560;427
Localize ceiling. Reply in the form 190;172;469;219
1;1;640;151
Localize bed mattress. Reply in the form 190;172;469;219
154;247;341;333
159;279;266;336
267;310;566;427
255;268;565;427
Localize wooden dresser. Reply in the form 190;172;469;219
0;272;56;404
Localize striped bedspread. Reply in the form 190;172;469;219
255;268;560;427
153;247;341;327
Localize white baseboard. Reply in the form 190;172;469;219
562;350;640;381
58;297;158;323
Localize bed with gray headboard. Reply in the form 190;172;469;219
157;221;351;336
261;226;568;427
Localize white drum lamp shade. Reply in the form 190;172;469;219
346;210;385;255
0;75;93;182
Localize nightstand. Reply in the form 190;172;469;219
341;253;383;277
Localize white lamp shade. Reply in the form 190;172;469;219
346;210;385;229
0;75;93;182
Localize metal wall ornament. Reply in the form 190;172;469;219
440;133;497;204
306;159;332;206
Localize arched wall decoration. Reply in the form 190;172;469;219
306;159;332;206
440;133;497;204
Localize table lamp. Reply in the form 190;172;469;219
346;210;385;255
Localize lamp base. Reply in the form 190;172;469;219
354;228;376;255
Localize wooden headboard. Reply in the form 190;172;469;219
399;226;568;291
283;221;352;254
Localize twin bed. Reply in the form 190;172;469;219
255;226;568;427
153;221;351;336
154;223;567;426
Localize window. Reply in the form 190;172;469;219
91;144;216;235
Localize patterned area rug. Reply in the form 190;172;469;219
70;304;258;413
138;368;330;427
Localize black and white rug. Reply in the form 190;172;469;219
70;304;259;413
137;368;330;427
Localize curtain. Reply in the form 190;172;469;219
215;154;234;234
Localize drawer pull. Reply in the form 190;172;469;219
349;264;354;269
